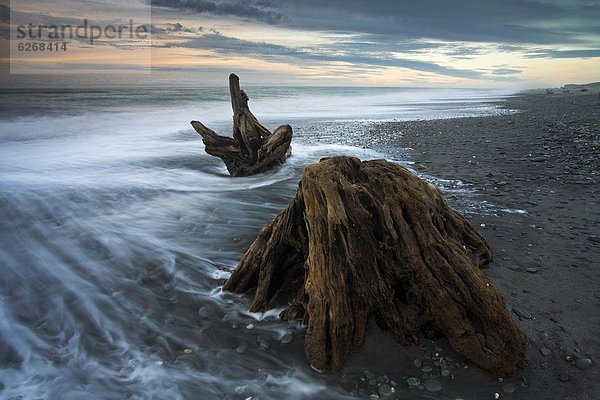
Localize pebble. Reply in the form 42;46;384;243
257;336;269;349
281;333;294;344
235;385;247;394
339;378;356;392
520;376;528;388
406;377;420;387
421;365;433;373
413;359;423;368
236;345;248;354
511;306;533;319
502;383;515;393
477;333;487;347
198;307;209;317
184;348;192;354
558;373;570;382
526;267;539;274
441;368;451;377
539;347;552;356
588;235;600;243
423;379;442;392
509;265;521;271
378;383;393;396
222;311;237;322
575;358;592;370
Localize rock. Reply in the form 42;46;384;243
575;358;592;370
539;347;552;356
502;383;515;393
421;366;433;373
378;383;393;396
423;379;442;392
531;156;547;162
413;359;423;368
526;267;539;273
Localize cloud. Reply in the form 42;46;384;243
151;0;282;24
152;0;600;46
491;68;522;75
165;32;486;80
525;49;600;58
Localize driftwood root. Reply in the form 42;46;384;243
191;74;292;176
224;156;528;376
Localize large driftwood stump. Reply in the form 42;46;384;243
224;156;527;376
191;74;292;176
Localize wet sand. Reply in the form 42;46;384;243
356;92;599;399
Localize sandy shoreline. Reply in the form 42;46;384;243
365;92;599;399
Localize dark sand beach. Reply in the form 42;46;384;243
359;92;599;399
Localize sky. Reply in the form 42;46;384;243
1;0;599;87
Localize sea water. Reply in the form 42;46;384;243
0;86;514;399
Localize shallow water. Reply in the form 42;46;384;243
0;87;515;399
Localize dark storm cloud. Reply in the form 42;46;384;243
151;0;282;24
168;32;486;79
152;0;600;45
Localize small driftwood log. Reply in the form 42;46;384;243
224;156;527;376
191;74;292;176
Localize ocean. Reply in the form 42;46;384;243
0;86;515;399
